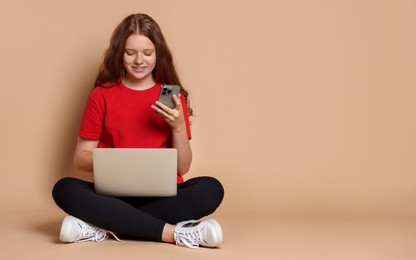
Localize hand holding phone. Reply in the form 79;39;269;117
157;84;181;109
152;84;186;130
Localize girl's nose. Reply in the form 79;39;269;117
134;53;143;64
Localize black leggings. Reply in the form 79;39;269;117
52;176;224;242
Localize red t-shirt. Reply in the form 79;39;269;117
78;81;191;183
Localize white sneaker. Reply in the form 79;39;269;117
174;219;223;248
59;215;121;243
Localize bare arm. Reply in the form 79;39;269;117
171;124;192;176
151;94;192;175
73;137;100;172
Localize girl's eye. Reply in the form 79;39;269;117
144;52;152;56
126;51;135;56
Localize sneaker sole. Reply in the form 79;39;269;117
204;219;224;246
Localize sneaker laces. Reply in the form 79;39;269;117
175;226;204;249
76;223;122;243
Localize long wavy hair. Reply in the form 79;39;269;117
94;13;193;117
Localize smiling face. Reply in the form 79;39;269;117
123;34;157;89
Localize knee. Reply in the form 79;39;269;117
51;177;85;206
204;177;225;206
192;176;225;215
52;177;72;204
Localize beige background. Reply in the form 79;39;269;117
0;0;416;258
1;0;415;216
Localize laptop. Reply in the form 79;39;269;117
93;148;177;197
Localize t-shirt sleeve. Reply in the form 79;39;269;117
180;93;192;140
78;89;105;140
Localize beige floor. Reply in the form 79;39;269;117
1;209;416;260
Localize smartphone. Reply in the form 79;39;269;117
157;84;181;109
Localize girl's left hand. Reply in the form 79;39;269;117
151;94;185;132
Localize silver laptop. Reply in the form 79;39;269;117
93;148;177;197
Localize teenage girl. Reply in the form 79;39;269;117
52;13;224;249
